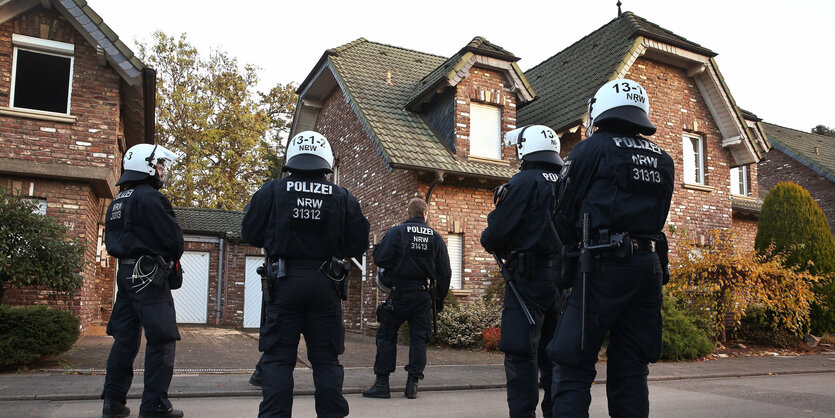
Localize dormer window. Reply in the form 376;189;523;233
10;34;74;115
469;102;501;159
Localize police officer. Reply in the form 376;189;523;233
362;198;451;399
101;144;184;418
547;79;674;417
242;131;369;418
481;125;568;418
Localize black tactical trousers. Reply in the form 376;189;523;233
102;260;180;413
501;265;563;418
258;264;347;418
373;288;432;379
548;252;663;418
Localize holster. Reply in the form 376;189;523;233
261;257;286;303
322;256;350;301
149;256;173;289
376;298;396;326
506;252;536;279
557;246;579;289
657;232;670;284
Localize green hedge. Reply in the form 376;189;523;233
661;294;714;361
0;305;80;369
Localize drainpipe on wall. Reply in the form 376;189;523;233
424;170;444;203
215;237;225;324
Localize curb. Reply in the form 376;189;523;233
1;369;832;402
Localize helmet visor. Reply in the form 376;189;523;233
156;158;174;187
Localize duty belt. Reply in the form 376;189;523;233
283;258;328;269
630;238;656;253
392;283;430;294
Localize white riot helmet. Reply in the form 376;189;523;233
116;143;178;187
504;125;564;166
587;78;656;136
375;268;393;293
283;131;334;173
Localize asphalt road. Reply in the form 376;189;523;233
2;372;833;417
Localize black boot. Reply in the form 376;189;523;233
102;398;130;418
249;368;263;387
362;374;390;398
138;407;184;417
405;375;419;399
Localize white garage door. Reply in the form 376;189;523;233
244;256;265;328
173;251;209;323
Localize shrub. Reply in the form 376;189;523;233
435;297;501;348
0;187;84;300
660;292;714;360
481;327;501;351
669;229;820;341
734;307;804;349
755;183;835;334
0;305;80;369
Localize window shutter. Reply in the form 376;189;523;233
447;234;463;290
469;103;501;159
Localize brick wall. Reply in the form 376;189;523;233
758;148;835;235
0;8;125;334
0;176;109;334
0;8;124;175
625;58;749;252
221;241;263;326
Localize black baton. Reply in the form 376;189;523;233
579;213;592;352
492;253;534;325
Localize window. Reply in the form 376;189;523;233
469;103;501;159
446;233;463;290
10;34;74;114
730;165;750;196
682;134;704;184
26;198;47;215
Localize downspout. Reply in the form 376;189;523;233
215;237;225;324
424;170;444;203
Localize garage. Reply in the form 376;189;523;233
243;256;264;328
173;251;210;323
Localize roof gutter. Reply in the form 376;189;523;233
215;237;225;324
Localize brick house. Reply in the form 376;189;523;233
0;0;155;334
519;12;770;253
284;12;772;333
758;123;835;234
290;37;536;332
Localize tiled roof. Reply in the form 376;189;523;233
55;0;146;84
174;207;245;240
519;11;715;133
326;38;518;179
761;122;835;182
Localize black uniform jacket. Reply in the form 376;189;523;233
241;172;369;260
556;128;675;243
373;217;452;301
481;164;562;259
105;182;184;260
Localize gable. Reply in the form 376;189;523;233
520;11;764;167
0;0;154;146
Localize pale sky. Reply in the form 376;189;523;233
86;0;834;132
